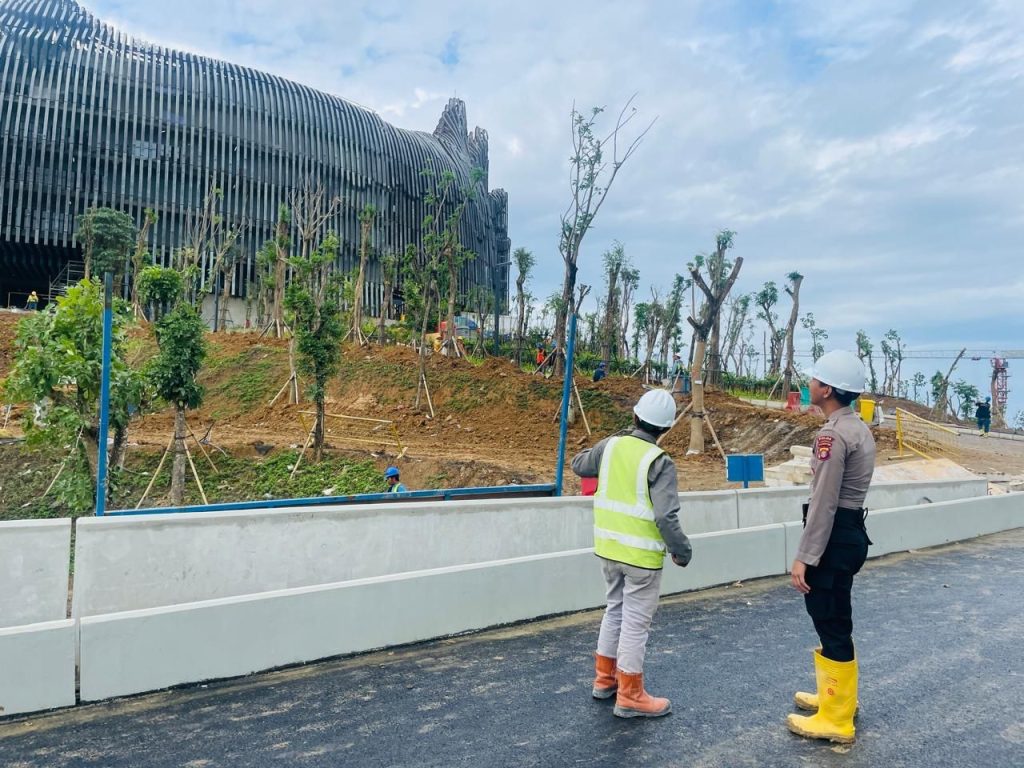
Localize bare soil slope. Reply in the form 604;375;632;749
1;320;896;497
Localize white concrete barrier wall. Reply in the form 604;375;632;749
736;486;807;528
88;492;1018;705
79;523;792;702
73;497;598;618
676;490;738;534
783;493;1024;566
864;479;988;511
662;525;787;593
866;493;1024;558
0;620;77;716
73;480;991;619
0;519;71;629
737;479;989;530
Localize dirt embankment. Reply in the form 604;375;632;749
1;319;861;505
127;333;840;493
0;310;23;378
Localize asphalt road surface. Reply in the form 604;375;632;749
2;529;1022;767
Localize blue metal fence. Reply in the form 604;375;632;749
105;483;559;517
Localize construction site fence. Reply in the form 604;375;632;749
894;408;961;460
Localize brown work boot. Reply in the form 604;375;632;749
613;671;672;718
592;654;617;699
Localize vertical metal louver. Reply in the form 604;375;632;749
0;0;510;316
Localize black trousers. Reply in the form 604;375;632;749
803;509;870;662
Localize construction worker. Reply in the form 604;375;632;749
535;344;546;368
384;466;407;494
571;389;692;719
975;396;991;436
787;350;875;744
26;290;38;311
592;361;607;383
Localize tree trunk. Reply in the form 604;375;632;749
288;334;299;404
353;218;371;340
515;275;526;365
273;254;286;337
219;269;231;332
80;431;99;498
601;273;619;364
442;252;457;352
932;349;965;420
991;373;1005;429
866;355;878;393
314;393;326;462
687;337;707;454
552;256;577;375
170;405;187;505
707;316;721;389
768;329;782;376
378;275;393;345
111;425;128;472
781;276;802;397
643;333;658;383
416;281;435;409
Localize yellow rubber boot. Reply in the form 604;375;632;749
592;653;617;699
794;649;860;715
786;653;857;743
794;691;861;716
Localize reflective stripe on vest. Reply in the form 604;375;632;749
593;436;667;569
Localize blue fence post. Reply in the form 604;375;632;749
554;312;578;496
95;272;114;517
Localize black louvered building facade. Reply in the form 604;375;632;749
0;0;509;316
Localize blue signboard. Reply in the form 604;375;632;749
726;454;765;489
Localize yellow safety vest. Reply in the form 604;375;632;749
593;436;667;569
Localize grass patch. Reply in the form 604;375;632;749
0;443;390;518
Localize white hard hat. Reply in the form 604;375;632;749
810;350;866;394
633;389;676;428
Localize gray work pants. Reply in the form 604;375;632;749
596;558;663;674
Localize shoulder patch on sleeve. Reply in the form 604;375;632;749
816;434;834;461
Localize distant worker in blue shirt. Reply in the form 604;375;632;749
593;361;607;383
384;466;408;494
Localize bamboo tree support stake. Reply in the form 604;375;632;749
43;427;84;497
290;415;318;480
136;434;174;508
572;379;591;436
532;348;558;376
344;326;371;345
419;372;435;418
186;423;218;474
657;402;694;446
703;414;727;462
268;375;293;407
184;440;209;505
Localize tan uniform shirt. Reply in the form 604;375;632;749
795;406;876;566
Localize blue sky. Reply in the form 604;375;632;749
86;0;1024;417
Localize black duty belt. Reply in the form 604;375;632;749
802;504;869;528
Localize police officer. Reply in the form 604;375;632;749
787;350;874;744
571;389;692;719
